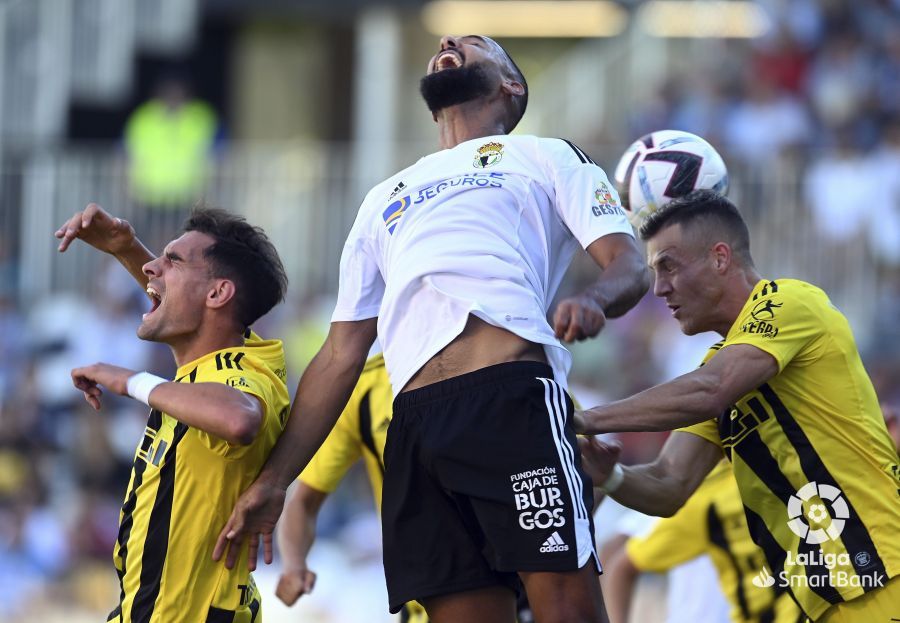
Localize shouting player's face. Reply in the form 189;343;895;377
420;35;507;113
138;231;218;345
647;223;728;336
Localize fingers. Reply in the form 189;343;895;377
82;391;101;410
275;576;301;606
245;533;259;571
276;570;316;606
212;518;236;562
554;299;607;342
56;211;84;252
262;532;274;565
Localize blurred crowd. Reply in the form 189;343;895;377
628;0;900;266
1;1;899;620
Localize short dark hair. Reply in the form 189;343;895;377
639;190;753;263
183;208;288;329
497;42;528;132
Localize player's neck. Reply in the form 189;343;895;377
168;327;244;369
713;267;763;336
435;104;508;149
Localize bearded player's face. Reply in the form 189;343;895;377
420;35;507;113
138;231;216;345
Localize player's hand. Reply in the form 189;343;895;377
71;363;137;410
55;203;136;255
577;436;622;487
213;478;286;571
552;295;607;342
275;565;317;606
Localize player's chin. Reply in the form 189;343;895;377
136;320;161;342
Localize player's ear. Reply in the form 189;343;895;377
207;279;236;310
501;79;525;97
711;242;732;273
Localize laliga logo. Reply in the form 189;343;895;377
786;482;849;544
751;567;776;588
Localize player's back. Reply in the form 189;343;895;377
110;332;289;623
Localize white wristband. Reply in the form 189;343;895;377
126;372;167;406
599;463;625;494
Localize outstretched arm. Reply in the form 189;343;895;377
579;431;720;517
71;363;263;445
577;344;778;434
275;482;328;606
55;203;155;290
213;317;378;569
553;233;649;342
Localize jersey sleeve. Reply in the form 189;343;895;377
193;353;278;458
544;139;634;249
724;282;822;373
299;405;363;493
676;419;723;449
331;198;385;322
625;489;710;572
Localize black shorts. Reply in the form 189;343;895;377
382;361;600;614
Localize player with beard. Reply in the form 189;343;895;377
215;35;649;623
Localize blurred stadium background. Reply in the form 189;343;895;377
0;0;897;621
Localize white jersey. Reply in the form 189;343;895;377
332;134;634;395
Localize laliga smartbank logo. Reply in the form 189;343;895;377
751;481;885;591
752;567;776;588
786;481;849;544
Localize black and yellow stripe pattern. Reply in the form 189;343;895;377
681;279;900;620
108;332;288;623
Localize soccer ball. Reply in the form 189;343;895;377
613;130;729;228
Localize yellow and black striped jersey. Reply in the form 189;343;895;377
109;331;289;623
626;462;802;623
300;354;392;508
680;279;900;621
299;353;428;623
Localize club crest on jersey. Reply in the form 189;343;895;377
592;182;624;217
474;141;504;168
383;195;411;234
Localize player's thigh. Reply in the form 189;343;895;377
519;563;608;623
420;585;517;623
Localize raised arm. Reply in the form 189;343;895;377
577;343;778;434
553;233;649;342
275;482;328;606
55;203;155;289
580;431;720;517
213;317;378;569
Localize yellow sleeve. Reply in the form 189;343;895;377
677;419;723;449
725;283;822;373
625;487;710;572
298;390;364;493
192;353;277;458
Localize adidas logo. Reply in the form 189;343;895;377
540;531;569;553
751;567;776;588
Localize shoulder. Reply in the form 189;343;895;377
746;278;830;323
529;136;600;168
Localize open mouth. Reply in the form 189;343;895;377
434;50;463;72
145;285;162;319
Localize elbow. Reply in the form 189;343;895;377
634;261;651;300
692;373;731;422
227;408;262;445
655;498;684;518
